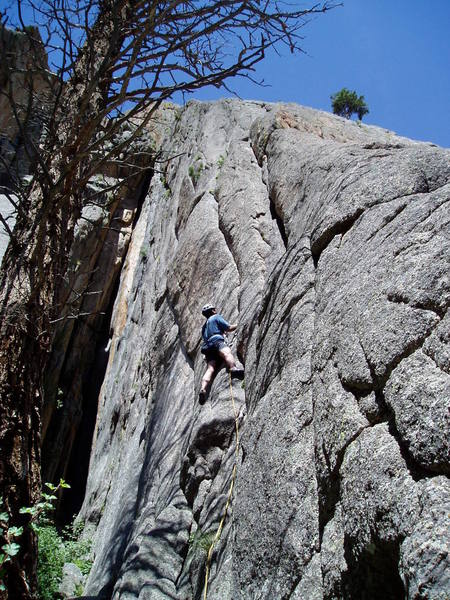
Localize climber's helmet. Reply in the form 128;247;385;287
202;303;215;317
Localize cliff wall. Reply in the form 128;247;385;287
70;100;448;599
0;26;50;262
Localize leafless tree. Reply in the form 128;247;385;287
0;0;338;596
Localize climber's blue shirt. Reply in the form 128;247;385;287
202;314;230;343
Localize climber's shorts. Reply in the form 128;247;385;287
203;338;227;362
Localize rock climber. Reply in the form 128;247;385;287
199;303;244;404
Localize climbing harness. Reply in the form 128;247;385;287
202;372;240;600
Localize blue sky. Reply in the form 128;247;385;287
6;0;449;147
184;0;450;148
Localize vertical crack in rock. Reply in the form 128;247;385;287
269;192;288;249
317;418;371;546
166;291;195;370
250;139;288;252
357;333;446;480
215;200;242;290
58;273;121;519
42;163;154;516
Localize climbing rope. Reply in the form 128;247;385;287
202;372;240;600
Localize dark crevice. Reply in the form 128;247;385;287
318;424;370;546
217;212;241;284
132;165;154;225
387;291;446;319
386;416;446;480
154;288;167;312
311;208;364;267
165;294;195;370
340;379;374;395
358;342;443;481
42;164;154;523
240;443;247;464
58;270;122;520
269;194;288;249
342;535;405;600
341;381;389;425
362;142;406;150
249;135;288;250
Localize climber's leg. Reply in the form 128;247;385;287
217;345;235;370
199;359;217;403
218;346;244;379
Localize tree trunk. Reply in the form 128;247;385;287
0;2;130;595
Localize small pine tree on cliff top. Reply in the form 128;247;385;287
331;88;369;120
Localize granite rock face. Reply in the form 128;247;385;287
73;100;449;599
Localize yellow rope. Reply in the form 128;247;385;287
203;372;240;600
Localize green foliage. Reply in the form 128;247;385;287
188;161;204;185
36;519;92;600
35;524;66;600
62;521;92;576
0;480;82;596
330;88;369;121
217;155;225;168
0;496;25;591
188;528;216;557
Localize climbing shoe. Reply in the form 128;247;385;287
198;390;207;405
228;367;244;380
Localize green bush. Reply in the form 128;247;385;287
35;524;66;600
330;88;369;120
36;520;92;599
188;528;216;557
63;521;92;576
188;161;203;185
0;481;91;599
